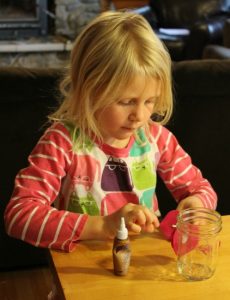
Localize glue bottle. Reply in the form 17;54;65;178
113;217;131;276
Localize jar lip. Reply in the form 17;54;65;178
176;207;222;235
177;207;221;217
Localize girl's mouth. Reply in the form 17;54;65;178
122;127;136;131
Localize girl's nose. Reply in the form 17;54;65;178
129;104;145;122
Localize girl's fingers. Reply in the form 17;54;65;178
143;206;160;228
128;222;142;233
126;205;159;233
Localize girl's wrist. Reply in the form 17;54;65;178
79;215;111;240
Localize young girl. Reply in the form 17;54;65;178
4;11;217;252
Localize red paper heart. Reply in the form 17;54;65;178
159;210;179;241
160;210;199;255
172;228;199;255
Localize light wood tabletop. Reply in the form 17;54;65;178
49;215;230;300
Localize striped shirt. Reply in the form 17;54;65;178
4;122;217;251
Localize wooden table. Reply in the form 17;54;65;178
49;215;230;300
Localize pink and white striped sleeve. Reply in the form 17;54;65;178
151;124;217;209
4;123;88;252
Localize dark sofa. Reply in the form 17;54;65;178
1;60;230;270
0;68;61;270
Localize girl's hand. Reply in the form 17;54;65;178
104;203;160;238
177;196;204;211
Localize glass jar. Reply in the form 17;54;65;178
176;208;222;281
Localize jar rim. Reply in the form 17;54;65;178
176;207;222;235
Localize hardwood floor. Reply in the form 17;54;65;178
0;266;53;300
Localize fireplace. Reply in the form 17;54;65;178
0;0;48;39
0;1;100;69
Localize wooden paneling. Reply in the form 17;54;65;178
113;1;148;9
100;0;148;11
0;267;53;300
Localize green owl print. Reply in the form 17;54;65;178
68;191;100;215
131;158;156;190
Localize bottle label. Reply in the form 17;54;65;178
113;240;131;276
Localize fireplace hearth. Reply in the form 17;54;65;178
0;0;48;40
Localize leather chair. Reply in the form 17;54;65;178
203;18;230;59
147;0;230;61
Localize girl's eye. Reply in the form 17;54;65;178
145;99;157;106
118;99;135;106
146;98;156;104
118;98;157;106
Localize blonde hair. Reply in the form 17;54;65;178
50;11;173;146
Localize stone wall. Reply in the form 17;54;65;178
55;0;103;38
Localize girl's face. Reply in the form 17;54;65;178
95;75;161;148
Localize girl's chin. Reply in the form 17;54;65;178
105;135;132;148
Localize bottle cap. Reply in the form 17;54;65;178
117;217;128;240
